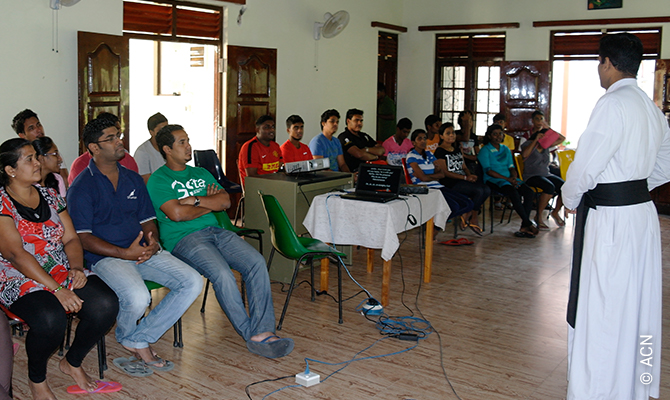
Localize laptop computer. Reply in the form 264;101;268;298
340;163;403;203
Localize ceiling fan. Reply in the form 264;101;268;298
50;0;81;10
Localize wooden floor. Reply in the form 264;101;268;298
8;210;670;399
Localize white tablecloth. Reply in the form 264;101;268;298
303;189;450;261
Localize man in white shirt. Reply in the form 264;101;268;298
134;113;169;183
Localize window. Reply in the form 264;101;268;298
435;33;505;134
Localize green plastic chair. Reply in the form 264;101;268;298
258;191;346;330
199;211;264;313
144;280;184;348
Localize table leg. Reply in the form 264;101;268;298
382;259;391;307
367;248;374;273
320;258;330;292
424;217;434;283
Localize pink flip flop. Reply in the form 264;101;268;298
12;343;19;355
67;380;122;394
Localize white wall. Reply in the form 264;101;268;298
398;0;670;130
0;0;121;168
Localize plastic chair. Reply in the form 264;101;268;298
193;150;242;194
557;149;575;180
400;158;412;184
1;304;107;379
259;191;346;331
143;281;183;348
199;211;264;313
514;153;557;221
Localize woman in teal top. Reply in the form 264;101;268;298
478;124;538;237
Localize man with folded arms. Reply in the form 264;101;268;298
147;124;294;359
68;117;202;377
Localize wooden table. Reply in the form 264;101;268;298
303;190;450;306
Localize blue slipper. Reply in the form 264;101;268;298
112;357;153;377
128;356;174;372
246;335;294;359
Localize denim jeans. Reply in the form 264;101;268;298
172;226;275;341
91;251;203;349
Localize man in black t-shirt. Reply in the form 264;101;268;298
338;108;385;172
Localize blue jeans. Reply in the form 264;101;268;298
172;227;276;341
91;251;203;349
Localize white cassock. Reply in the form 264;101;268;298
563;78;670;400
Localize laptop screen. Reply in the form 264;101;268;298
356;164;403;194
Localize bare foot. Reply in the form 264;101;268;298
29;380;58;400
123;345;169;368
250;332;279;343
59;358;97;393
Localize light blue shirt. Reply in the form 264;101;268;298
308;133;343;171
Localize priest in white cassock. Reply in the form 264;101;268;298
562;33;670;400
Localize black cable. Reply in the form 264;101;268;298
245;374;293;400
298;184;311;207
270;280;366;304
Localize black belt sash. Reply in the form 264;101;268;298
567;179;651;328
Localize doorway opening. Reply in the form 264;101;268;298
129;39;218;159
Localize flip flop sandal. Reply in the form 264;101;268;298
112;357;153;377
514;231;536;238
128;356;175;372
12;343;19;355
456;238;474;245
67;380;122;394
439;239;462;246
468;224;483;236
247;335;295;359
459;215;469;231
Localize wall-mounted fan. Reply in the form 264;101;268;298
314;11;350;41
50;0;81;10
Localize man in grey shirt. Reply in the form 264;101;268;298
134;112;168;183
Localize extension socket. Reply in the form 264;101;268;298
296;372;320;387
285;158;330;174
362;300;383;316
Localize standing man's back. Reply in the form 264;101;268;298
562;32;670;400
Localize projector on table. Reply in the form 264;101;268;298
284;158;330;174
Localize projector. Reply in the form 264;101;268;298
285;158;330;174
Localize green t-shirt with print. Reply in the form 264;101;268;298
147;165;221;251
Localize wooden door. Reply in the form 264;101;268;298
500;61;551;141
77;32;129;155
378;32;398;101
651;59;670;215
226;45;277;184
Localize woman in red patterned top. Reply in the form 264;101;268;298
0;138;118;398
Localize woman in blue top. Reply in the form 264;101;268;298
406;129;473;221
478;124;538;237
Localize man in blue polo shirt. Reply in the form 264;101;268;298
309;109;350;172
68;117;202;377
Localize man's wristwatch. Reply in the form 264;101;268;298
193;196;201;207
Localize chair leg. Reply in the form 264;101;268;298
241;281;247;308
337;258;343;324
267;248;275;272
200;279;211;313
453;218;458;239
173;318;183;348
276;258;303;331
59;313;74;356
490;196;494;233
309;257;315;301
257;234;263;257
97;336;105;379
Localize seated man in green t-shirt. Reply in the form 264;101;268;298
146;125;293;359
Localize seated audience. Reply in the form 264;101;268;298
147;125;294;358
280;115;313;163
455;110;480;176
12;109;69;184
134;112;169;183
434;123;490;234
0;138;119;397
68;118;202;377
0;317;11;400
32;136;67;196
382;117;413;166
309;109;350;172
69;112;139;185
406;129;474;221
493;113;515;151
520;125;566;229
478;124;538;237
423;115;442;153
338;108;385;172
238;115;282;186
